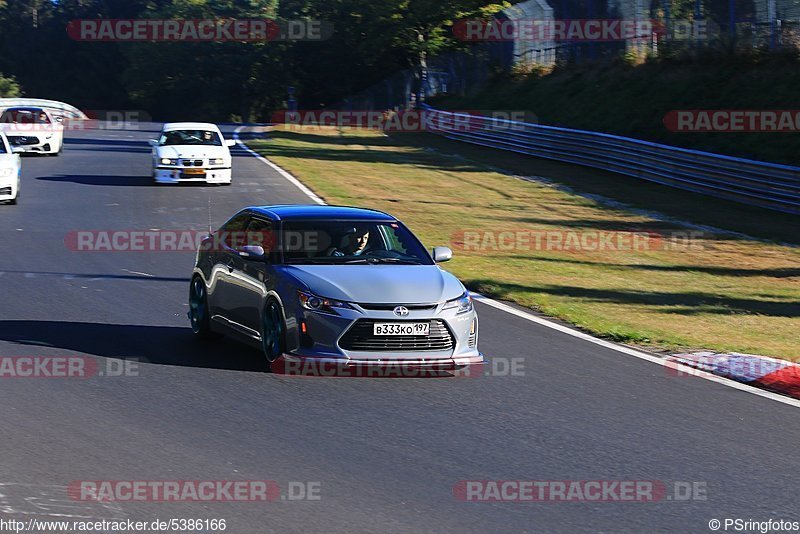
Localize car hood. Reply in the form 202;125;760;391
281;265;465;304
156;145;229;159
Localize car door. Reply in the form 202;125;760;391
227;217;275;335
207;212;250;325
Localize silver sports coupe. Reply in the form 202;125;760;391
189;205;483;373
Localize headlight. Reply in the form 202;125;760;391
298;290;352;313
442;292;473;314
160;158;178;165
0;167;13;177
209;158;224;165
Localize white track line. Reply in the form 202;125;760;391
234;126;325;205
234;124;800;408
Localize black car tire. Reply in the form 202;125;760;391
261;299;287;363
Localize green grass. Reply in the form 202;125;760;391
432;53;800;165
247;125;800;360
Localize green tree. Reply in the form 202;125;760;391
0;73;21;97
122;0;284;121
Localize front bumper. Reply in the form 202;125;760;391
8;135;58;154
154;167;232;184
0;173;19;200
282;301;483;369
272;353;486;377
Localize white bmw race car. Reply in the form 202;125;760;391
150;122;235;185
0;107;64;156
0;132;21;204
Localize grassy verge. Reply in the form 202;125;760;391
432;54;800;165
247;126;800;360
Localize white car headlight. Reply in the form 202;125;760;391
160;158;178;165
443;292;473;314
209;158;224;165
298;290;352;313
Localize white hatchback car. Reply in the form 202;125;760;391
150;123;235;185
0;132;21;204
0;107;64;156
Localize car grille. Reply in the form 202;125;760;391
8;136;37;146
339;319;454;352
0;187;11;195
182;159;203;166
357;303;438;312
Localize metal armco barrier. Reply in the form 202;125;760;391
421;105;800;215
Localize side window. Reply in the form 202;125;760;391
218;213;250;249
245;218;275;253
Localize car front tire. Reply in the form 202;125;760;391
189;276;215;338
261;299;286;364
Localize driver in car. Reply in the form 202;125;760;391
328;226;371;257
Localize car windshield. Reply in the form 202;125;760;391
159;129;221;146
0;109;51;124
282;220;433;265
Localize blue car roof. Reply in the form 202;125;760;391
247;205;396;221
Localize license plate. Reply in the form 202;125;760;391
183;168;205;175
373;323;430;336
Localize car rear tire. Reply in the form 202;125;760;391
189;277;215;338
261;299;286;363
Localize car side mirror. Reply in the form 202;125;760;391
432;246;453;263
148;139;159;147
55;116;63;123
238;245;266;260
224;139;236;147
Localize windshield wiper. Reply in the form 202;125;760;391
344;257;422;264
288;258;347;264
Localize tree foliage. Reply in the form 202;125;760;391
0;0;506;120
0;73;21;97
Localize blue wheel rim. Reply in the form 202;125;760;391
262;302;284;361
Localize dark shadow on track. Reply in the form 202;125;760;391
67;146;151;154
62;138;151;154
0;270;187;283
0;320;268;372
38;174;229;187
511;256;800;278
469;279;800;317
63;138;149;147
36;174;152;186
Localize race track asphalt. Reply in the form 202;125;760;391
0;124;798;533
